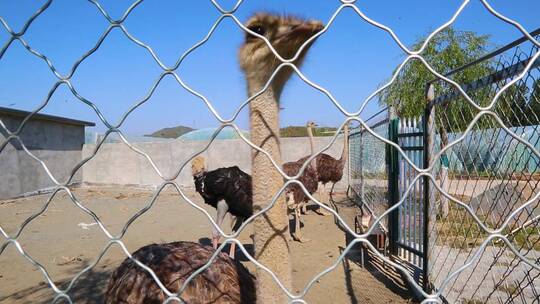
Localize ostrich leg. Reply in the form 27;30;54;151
229;240;237;260
212;201;228;250
292;205;310;243
228;215;242;260
315;183;330;216
300;201;308;214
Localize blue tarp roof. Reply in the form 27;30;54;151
178;128;249;141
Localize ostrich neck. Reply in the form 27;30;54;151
339;126;349;165
307;125;318;173
307;126;315;156
248;81;292;301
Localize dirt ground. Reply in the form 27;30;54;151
0;186;416;303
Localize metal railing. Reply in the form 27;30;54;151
1;1;540;303
395;117;427;283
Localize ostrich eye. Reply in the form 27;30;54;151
246;25;266;40
249;25;265;35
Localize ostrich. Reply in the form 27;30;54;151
283;121;319;242
239;13;323;301
104;241;256;303
300;123;349;214
191;156;252;260
316;123;349;203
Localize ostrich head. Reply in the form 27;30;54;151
191;156;206;177
306;121;318;128
239;13;324;95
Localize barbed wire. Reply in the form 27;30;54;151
1;0;540;303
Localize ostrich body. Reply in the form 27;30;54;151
191;156;252;259
283;121;319;242
105;241;256;304
307;124;349;211
239;13;323;302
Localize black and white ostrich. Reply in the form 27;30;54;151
283;121;319;242
191;156;253;259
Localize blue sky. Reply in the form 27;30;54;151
1;0;539;135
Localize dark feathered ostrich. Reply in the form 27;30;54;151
283;121;319;242
105;241;256;304
191;156;252;259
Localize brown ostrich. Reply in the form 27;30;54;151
239;13;323;302
306;123;349;213
104;241;256;304
283;121;319;242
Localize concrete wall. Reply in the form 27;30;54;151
82;135;349;191
0;116;86;199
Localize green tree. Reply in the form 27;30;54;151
495;82;531;126
495;79;540;127
533;79;540;103
526;79;540;125
379;27;493;217
379;27;493;133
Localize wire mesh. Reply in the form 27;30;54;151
348;107;389;228
0;1;539;303
427;29;540;303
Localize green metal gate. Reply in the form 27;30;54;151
388;116;429;291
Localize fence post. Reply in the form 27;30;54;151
346;129;353;198
387;106;400;255
359;124;365;204
423;84;435;292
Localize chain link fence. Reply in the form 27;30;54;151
427;28;540;303
1;0;540;303
348;107;389;228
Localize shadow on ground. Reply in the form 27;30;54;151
341;246;418;303
0;259;111;304
331;192;418;303
0;239;256;304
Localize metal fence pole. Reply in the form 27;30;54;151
360;124;365;205
423;84;435;293
388;106;400;255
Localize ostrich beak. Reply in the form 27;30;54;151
276;21;324;42
292;22;324;37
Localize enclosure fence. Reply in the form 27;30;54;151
426;26;540;303
348;107;389;227
1;0;540;303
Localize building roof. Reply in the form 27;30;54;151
0;107;95;127
178;127;249;141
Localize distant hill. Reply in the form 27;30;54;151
280;126;337;137
145;125;194;138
